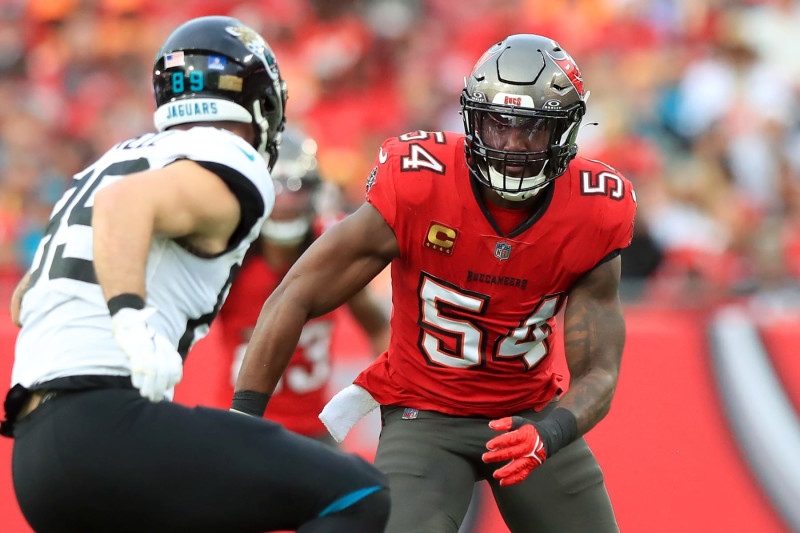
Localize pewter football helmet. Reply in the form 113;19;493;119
260;128;321;245
461;34;587;201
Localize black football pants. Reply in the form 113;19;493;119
11;387;389;533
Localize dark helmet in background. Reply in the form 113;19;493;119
260;127;322;246
461;34;587;201
153;16;288;170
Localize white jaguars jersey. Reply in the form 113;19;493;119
12;127;274;389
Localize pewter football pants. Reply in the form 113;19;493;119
375;403;619;533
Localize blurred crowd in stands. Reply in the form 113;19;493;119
1;0;800;310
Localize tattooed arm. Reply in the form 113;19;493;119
481;255;626;484
559;254;626;435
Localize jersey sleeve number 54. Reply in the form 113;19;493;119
397;131;447;174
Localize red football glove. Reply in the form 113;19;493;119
482;416;547;487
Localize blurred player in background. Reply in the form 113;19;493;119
218;127;390;445
233;33;635;532
2;16;388;533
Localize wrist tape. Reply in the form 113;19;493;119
107;293;146;316
231;390;271;417
534;407;578;456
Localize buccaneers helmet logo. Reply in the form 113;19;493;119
546;50;586;97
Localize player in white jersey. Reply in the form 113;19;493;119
2;16;389;533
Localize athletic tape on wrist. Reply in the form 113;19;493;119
535;407;578;457
231;390;271;417
107;293;146;316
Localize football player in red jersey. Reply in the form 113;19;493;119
219;128;390;443
232;34;635;532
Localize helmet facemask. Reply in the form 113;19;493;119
260;128;321;246
252;96;284;170
464;99;584;201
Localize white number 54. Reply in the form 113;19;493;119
419;274;562;370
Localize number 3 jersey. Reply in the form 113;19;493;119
353;131;636;418
12;127;274;390
218;217;340;436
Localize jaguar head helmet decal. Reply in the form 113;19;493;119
225;25;280;81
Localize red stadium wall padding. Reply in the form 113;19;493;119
586;307;789;533
0;307;794;533
760;312;800;415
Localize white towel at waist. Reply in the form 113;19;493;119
319;384;380;443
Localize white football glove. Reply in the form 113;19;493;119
111;307;183;402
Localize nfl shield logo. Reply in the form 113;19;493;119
494;242;512;260
208;56;227;71
401;408;419;420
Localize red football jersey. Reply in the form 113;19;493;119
219;217;340;436
354;131;636;417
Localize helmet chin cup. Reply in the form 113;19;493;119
496;189;538;202
260;217;311;246
486;164;547;201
